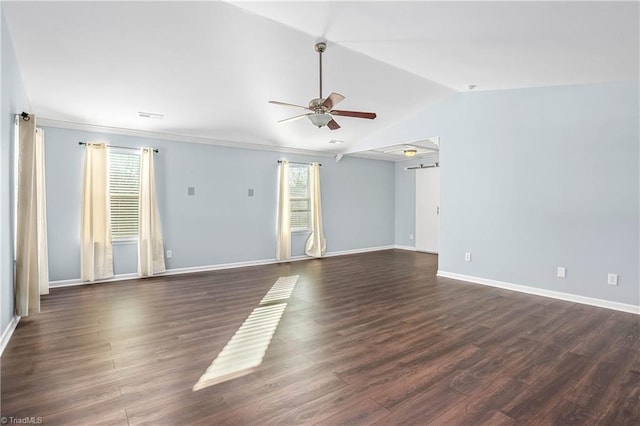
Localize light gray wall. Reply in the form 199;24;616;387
390;81;639;306
1;8;31;332
43;127;395;281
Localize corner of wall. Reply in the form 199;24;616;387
1;6;32;336
0;315;19;356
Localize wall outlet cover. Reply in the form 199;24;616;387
557;267;566;278
607;273;618;286
465;252;471;262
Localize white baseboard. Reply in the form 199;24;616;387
437;270;640;315
49;245;396;288
50;273;138;288
324;245;395;257
1;316;20;356
393;245;416;251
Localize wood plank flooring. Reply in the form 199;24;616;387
1;250;638;425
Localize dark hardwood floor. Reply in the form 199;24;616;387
1;250;638;425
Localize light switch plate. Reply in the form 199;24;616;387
557;267;566;278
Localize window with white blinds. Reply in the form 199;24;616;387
108;150;141;240
288;164;310;231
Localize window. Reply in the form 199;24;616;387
288;164;310;231
108;150;141;240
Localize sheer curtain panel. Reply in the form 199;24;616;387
15;115;49;316
305;162;326;257
276;160;291;260
138;147;166;276
81;143;114;281
35;129;50;295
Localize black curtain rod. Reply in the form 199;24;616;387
277;160;322;166
79;141;158;153
405;162;439;170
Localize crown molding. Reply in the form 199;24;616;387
36;118;342;158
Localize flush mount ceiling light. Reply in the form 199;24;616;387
328;139;344;144
404;149;418;157
138;111;164;119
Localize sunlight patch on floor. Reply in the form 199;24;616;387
192;275;299;391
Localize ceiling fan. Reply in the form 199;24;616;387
269;42;377;130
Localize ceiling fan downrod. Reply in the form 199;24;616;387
315;42;326;100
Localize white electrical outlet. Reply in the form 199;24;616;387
557;267;566;278
166;250;173;259
465;252;472;262
409;234;414;240
607;273;618;286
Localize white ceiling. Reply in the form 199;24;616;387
3;1;638;156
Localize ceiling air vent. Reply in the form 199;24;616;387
138;111;164;119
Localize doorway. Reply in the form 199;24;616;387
415;166;440;253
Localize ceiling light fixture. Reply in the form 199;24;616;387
328;139;344;144
404;149;418;157
308;113;333;128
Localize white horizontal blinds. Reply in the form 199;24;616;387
288;164;310;230
108;150;141;239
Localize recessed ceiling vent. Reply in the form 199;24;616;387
138;111;164;119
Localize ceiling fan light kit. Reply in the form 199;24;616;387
309;113;333;128
269;41;377;130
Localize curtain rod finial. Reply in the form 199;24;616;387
21;112;30;121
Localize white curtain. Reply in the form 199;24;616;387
35;129;50;295
275;160;291;260
305;162;326;257
81;143;114;281
138;147;165;276
15;115;49;316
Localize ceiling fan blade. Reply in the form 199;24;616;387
269;100;311;110
278;113;312;123
331;110;377;120
322;92;345;110
327;119;341;130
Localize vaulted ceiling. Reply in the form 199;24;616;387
3;1;638;155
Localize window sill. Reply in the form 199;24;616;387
291;228;311;234
113;238;137;246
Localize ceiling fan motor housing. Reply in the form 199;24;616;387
309;98;328;113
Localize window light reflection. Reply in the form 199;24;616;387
193;275;299;391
